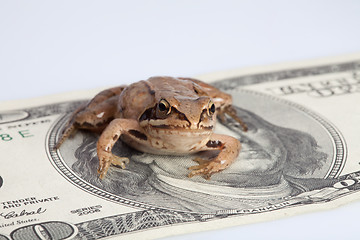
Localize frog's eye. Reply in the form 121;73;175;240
208;101;216;115
158;99;171;115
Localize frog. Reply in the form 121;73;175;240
55;76;247;179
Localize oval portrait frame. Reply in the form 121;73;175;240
46;89;347;213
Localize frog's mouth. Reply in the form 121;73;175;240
150;124;213;131
144;124;214;138
144;125;213;146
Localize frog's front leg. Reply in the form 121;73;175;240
188;134;241;179
97;118;146;179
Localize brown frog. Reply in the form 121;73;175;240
55;76;247;179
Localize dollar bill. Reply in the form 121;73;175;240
0;53;360;239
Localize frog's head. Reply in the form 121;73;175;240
138;77;216;136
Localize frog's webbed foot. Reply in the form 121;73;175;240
218;105;248;132
188;157;222;180
188;134;241;180
97;151;129;179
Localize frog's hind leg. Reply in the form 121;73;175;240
54;103;86;149
218;105;248;132
54;86;126;149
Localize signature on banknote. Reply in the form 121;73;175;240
0;207;46;220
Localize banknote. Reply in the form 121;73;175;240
0;53;360;240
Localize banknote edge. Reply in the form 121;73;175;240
1;52;360;111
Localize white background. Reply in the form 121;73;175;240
1;1;360;239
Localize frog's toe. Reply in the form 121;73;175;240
111;156;130;169
98;160;111;179
188;163;207;171
192;157;210;165
97;152;127;179
188;157;210;172
188;167;214;179
188;160;218;179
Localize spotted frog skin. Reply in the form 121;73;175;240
55;76;247;179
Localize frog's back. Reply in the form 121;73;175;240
118;76;200;120
147;76;200;99
117;80;156;119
